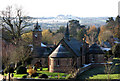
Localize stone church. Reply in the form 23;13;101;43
48;23;105;73
31;22;53;67
32;22;105;73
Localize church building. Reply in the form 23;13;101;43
31;22;52;67
48;23;89;73
31;22;105;73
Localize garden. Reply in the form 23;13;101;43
3;65;71;80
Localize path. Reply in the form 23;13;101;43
0;74;3;80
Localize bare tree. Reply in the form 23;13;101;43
2;41;15;67
0;6;33;44
9;40;32;66
104;57;115;81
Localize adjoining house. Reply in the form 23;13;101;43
87;43;105;63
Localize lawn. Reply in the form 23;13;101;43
11;68;71;79
89;74;120;79
76;58;120;80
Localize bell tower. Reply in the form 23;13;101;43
33;21;42;47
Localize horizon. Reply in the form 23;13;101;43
31;14;116;18
0;0;119;17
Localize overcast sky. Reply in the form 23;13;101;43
0;0;119;17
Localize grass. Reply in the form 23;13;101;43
13;74;27;78
12;68;70;79
76;58;120;80
89;74;120;79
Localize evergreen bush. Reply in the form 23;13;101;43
16;65;27;74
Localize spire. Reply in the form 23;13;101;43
33;21;42;31
64;23;70;40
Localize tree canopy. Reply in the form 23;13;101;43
0;6;33;44
112;43;120;57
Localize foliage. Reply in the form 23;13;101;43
2;42;15;66
2;28;13;43
31;73;39;77
114;25;120;39
4;66;14;73
53;33;64;44
98;16;120;44
16;65;27;74
112;43;120;57
27;68;36;75
9;40;31;65
12;68;70;79
22;75;27;78
25;57;33;65
38;74;48;78
0;6;33;44
69;20;81;37
56;26;65;33
42;29;53;44
77;28;86;41
21;31;32;43
86;25;98;45
98;26;112;44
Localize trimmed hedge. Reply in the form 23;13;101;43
38;74;48;78
16;66;27;74
4;67;14;73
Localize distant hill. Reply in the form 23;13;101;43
21;15;115;31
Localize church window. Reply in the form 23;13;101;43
56;59;60;66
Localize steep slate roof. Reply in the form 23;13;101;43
33;47;45;57
33;46;52;58
88;43;105;54
49;44;74;58
49;38;83;58
63;38;83;57
33;22;42;32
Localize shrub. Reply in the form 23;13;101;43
22;75;27;78
4;67;9;74
31;73;39;77
9;67;14;73
40;67;42;71
27;69;36;75
4;67;14;73
38;74;48;78
25;57;33;65
16;66;27;74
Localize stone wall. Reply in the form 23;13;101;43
77;57;81;68
82;56;85;65
89;54;105;63
72;63;93;78
49;58;74;73
89;54;93;63
96;54;104;63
